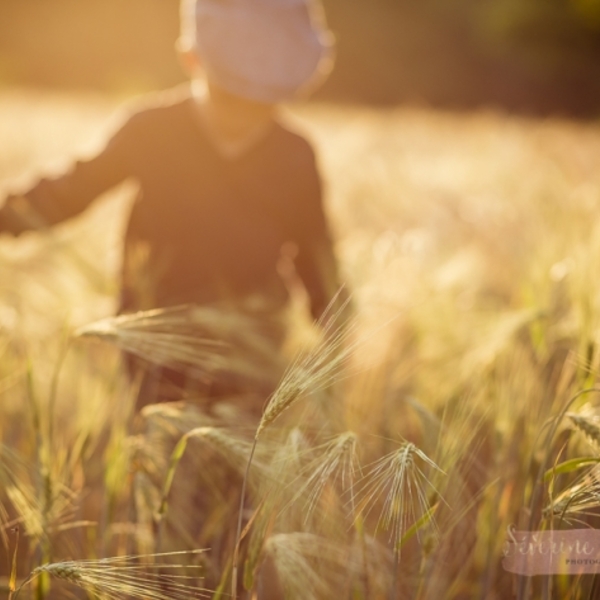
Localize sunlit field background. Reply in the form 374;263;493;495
2;89;600;599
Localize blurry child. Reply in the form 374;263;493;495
0;0;343;407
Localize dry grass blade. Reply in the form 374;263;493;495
14;550;210;600
141;402;215;435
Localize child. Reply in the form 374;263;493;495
0;0;343;407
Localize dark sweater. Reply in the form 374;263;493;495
0;88;338;319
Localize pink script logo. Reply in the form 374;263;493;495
503;526;600;575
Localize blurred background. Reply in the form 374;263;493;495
1;0;600;116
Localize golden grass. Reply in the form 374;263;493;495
2;88;600;598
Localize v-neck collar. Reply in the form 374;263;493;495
185;95;277;162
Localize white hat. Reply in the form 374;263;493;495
179;0;335;103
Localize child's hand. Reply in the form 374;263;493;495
0;195;34;236
0;202;9;235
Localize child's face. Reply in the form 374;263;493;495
205;79;275;124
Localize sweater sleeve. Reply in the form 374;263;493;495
0;115;136;235
291;143;344;322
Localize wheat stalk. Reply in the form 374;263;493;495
356;441;444;559
257;300;355;436
74;306;227;374
13;550;209;600
74;304;285;387
231;292;356;598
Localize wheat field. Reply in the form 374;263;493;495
1;88;600;599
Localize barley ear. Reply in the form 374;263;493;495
567;412;600;447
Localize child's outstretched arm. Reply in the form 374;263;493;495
0;115;136;237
